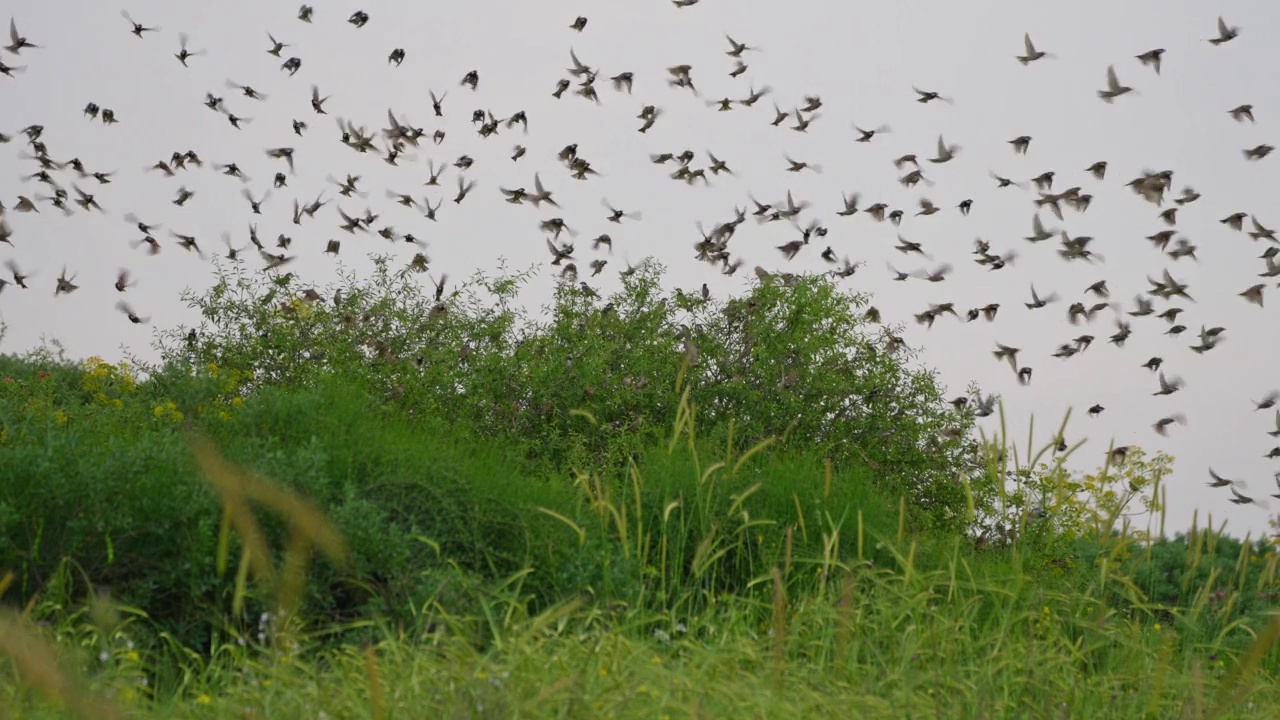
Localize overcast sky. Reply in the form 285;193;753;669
2;0;1278;538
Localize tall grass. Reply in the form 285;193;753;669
1;366;1278;717
1;263;1278;717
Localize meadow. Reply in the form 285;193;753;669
0;261;1277;718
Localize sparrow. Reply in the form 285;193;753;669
1208;16;1239;45
122;11;159;37
1228;104;1254;123
1017;33;1053;64
1136;48;1165;74
115;301;150;324
1098;65;1133;103
5;19;39;54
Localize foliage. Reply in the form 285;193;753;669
0;350;905;646
153;258;978;533
2;261;1280;717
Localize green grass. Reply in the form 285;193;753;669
0;371;1276;718
1;267;1278;718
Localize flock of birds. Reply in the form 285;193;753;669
1;6;1279;517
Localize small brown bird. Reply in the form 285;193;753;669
1153;414;1186;436
1098;65;1133;102
1136;48;1165;74
54;267;79;296
1240;283;1266;307
991;172;1020;189
601;197;641;223
1254;391;1280;411
1207;468;1240;488
1221;212;1248;231
453;175;476;204
913;86;951;104
1108;446;1133;465
1208;16;1239;46
1025;284;1058;309
115;300;150;324
930;136;959;163
1153;372;1184;396
1016;33;1051;64
5;18;39;54
784;155;820;173
1228;487;1254;506
1229;104;1255;123
611;72;634;94
913;264;952;283
725;34;756;57
1244;144;1274;161
854;123;890;142
1249;216;1276;241
174;32;204;66
122;10;159;37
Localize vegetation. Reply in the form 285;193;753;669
0;261;1277;718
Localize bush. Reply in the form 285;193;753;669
155;257;979;533
0;349;919;646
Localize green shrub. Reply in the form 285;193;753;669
156;258;978;534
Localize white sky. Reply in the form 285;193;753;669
2;0;1278;537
